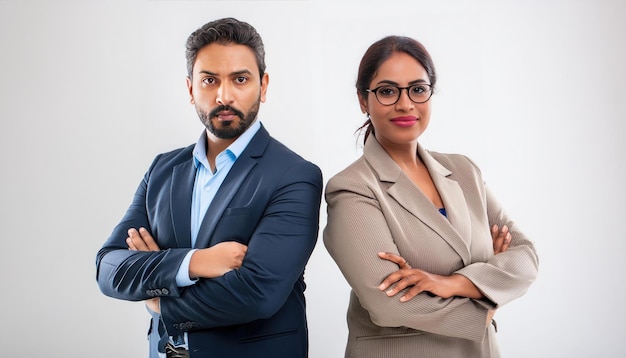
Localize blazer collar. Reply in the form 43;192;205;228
363;136;471;264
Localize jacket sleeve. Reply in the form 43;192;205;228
160;161;323;335
454;185;539;306
323;175;492;342
95;154;191;301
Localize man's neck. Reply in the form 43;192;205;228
205;131;237;172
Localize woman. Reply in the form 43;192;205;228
323;36;539;357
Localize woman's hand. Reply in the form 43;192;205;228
377;252;484;302
377;252;452;301
491;224;511;254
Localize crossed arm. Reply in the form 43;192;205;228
126;227;247;313
378;224;511;301
377;224;511;326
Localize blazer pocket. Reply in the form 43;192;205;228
223;207;250;216
239;329;297;344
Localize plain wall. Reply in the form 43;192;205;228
1;0;625;357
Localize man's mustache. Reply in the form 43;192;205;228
209;105;244;120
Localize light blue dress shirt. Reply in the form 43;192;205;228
151;121;262;357
175;120;261;287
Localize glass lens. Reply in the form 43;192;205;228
408;84;431;103
376;86;400;105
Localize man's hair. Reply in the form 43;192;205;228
185;17;266;79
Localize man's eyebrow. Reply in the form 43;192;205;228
230;69;253;77
196;69;253;77
198;70;218;76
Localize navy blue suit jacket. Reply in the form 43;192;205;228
96;125;323;357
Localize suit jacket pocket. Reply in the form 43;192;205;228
239;329;297;344
212;207;256;244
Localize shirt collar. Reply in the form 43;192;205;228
193;120;262;169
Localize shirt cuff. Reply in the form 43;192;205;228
175;249;199;287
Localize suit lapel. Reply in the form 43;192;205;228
365;137;471;265
171;159;196;248
193;126;269;249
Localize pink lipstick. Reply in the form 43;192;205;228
390;116;418;127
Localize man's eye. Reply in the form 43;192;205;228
235;76;248;84
202;77;216;85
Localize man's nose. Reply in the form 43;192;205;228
216;83;234;105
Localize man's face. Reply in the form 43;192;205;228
187;43;268;139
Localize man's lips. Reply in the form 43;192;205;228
390;116;418;127
216;111;237;121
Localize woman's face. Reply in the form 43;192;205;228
359;51;432;148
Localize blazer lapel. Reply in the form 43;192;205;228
365;137;471;265
419;146;472;265
171;160;196;248
193;126;269;249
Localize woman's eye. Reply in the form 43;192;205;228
379;86;397;97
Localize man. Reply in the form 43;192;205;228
96;18;323;358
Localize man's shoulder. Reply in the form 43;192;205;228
149;143;195;169
260;135;319;168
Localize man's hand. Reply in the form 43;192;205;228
126;227;161;313
127;227;160;251
189;242;248;279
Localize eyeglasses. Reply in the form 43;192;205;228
366;84;433;106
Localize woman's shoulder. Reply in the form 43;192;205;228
326;156;378;192
428;150;481;173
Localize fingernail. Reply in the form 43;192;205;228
378;284;385;290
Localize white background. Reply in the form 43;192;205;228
1;0;625;357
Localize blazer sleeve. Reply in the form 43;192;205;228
324;175;491;342
160;160;323;334
454;185;539;306
95;154;191;301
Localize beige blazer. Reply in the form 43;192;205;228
323;136;539;358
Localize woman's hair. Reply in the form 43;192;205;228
185;17;266;80
355;36;437;143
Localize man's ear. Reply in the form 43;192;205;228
186;76;194;104
259;72;269;103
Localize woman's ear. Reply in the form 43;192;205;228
358;91;368;114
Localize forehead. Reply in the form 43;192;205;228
193;43;259;76
372;51;428;84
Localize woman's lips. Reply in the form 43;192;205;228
390;116;418;127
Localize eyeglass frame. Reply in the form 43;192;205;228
366;84;433;106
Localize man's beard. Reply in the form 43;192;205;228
197;98;260;139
